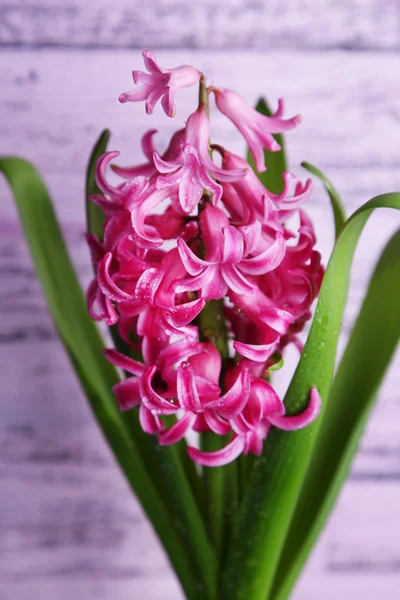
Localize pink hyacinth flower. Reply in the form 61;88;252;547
154;347;251;446
212;88;302;172
105;349;166;435
220;149;311;224
154;107;247;213
154;143;223;213
188;387;321;466
176;205;286;299
119;50;202;117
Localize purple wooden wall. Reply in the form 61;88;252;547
1;3;400;598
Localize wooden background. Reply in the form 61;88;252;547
1;2;400;598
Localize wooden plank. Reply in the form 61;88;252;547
1;0;400;51
1;48;400;597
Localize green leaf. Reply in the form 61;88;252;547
270;227;400;600
302;161;347;239
86;128;110;240
220;192;400;600
247;98;288;194
1;156;214;600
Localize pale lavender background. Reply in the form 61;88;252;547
1;2;400;599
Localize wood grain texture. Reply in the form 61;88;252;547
1;48;400;599
1;0;400;50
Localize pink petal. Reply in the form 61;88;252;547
86;280;118;326
153;152;180;174
157;339;202;378
273;98;285;118
139;404;164;435
233;341;277;362
111;163;156;180
187;435;246;467
222;226;244;264
201;266;229;299
188;343;221;384
89;193;122;216
113;378;142;411
141;128;158;160
244;428;269;455
135;267;163;305
105;348;145;376
255;106;302;134
200;204;229;262
158;412;197;445
268;388;321;430
95;151;121;197
142;49;163;74
206;371;250;418
204;411;231;435
193;375;221;401
222;264;256;295
165;298;205;328
246;125;269;172
145;86;165;115
260;305;294;335
240;234;286;275
251;379;285;417
130;188;166;248
177;238;211;275
179;169;204;213
186;107;247;182
97;253;133;302
142;366;178;415
238;220;262;256
161;89;176;118
238;396;264;431
177;363;202;413
119;86;152;104
174;265;217;295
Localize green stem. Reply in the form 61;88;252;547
198;299;230;359
200;432;227;560
199;75;209;116
198;297;235;563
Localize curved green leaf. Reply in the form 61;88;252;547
86;128;110;240
302;161;347;239
1;157;213;600
247;98;288;194
220;192;400;600
270;228;400;600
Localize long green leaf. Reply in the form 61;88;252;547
1;157;209;600
302;161;347;239
85;134;214;589
86;129;110;240
247;98;288;194
270;227;400;600
221;192;400;600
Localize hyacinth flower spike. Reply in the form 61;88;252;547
119;49;202;117
211;87;302;172
86;49;323;469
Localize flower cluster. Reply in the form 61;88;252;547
87;50;323;466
